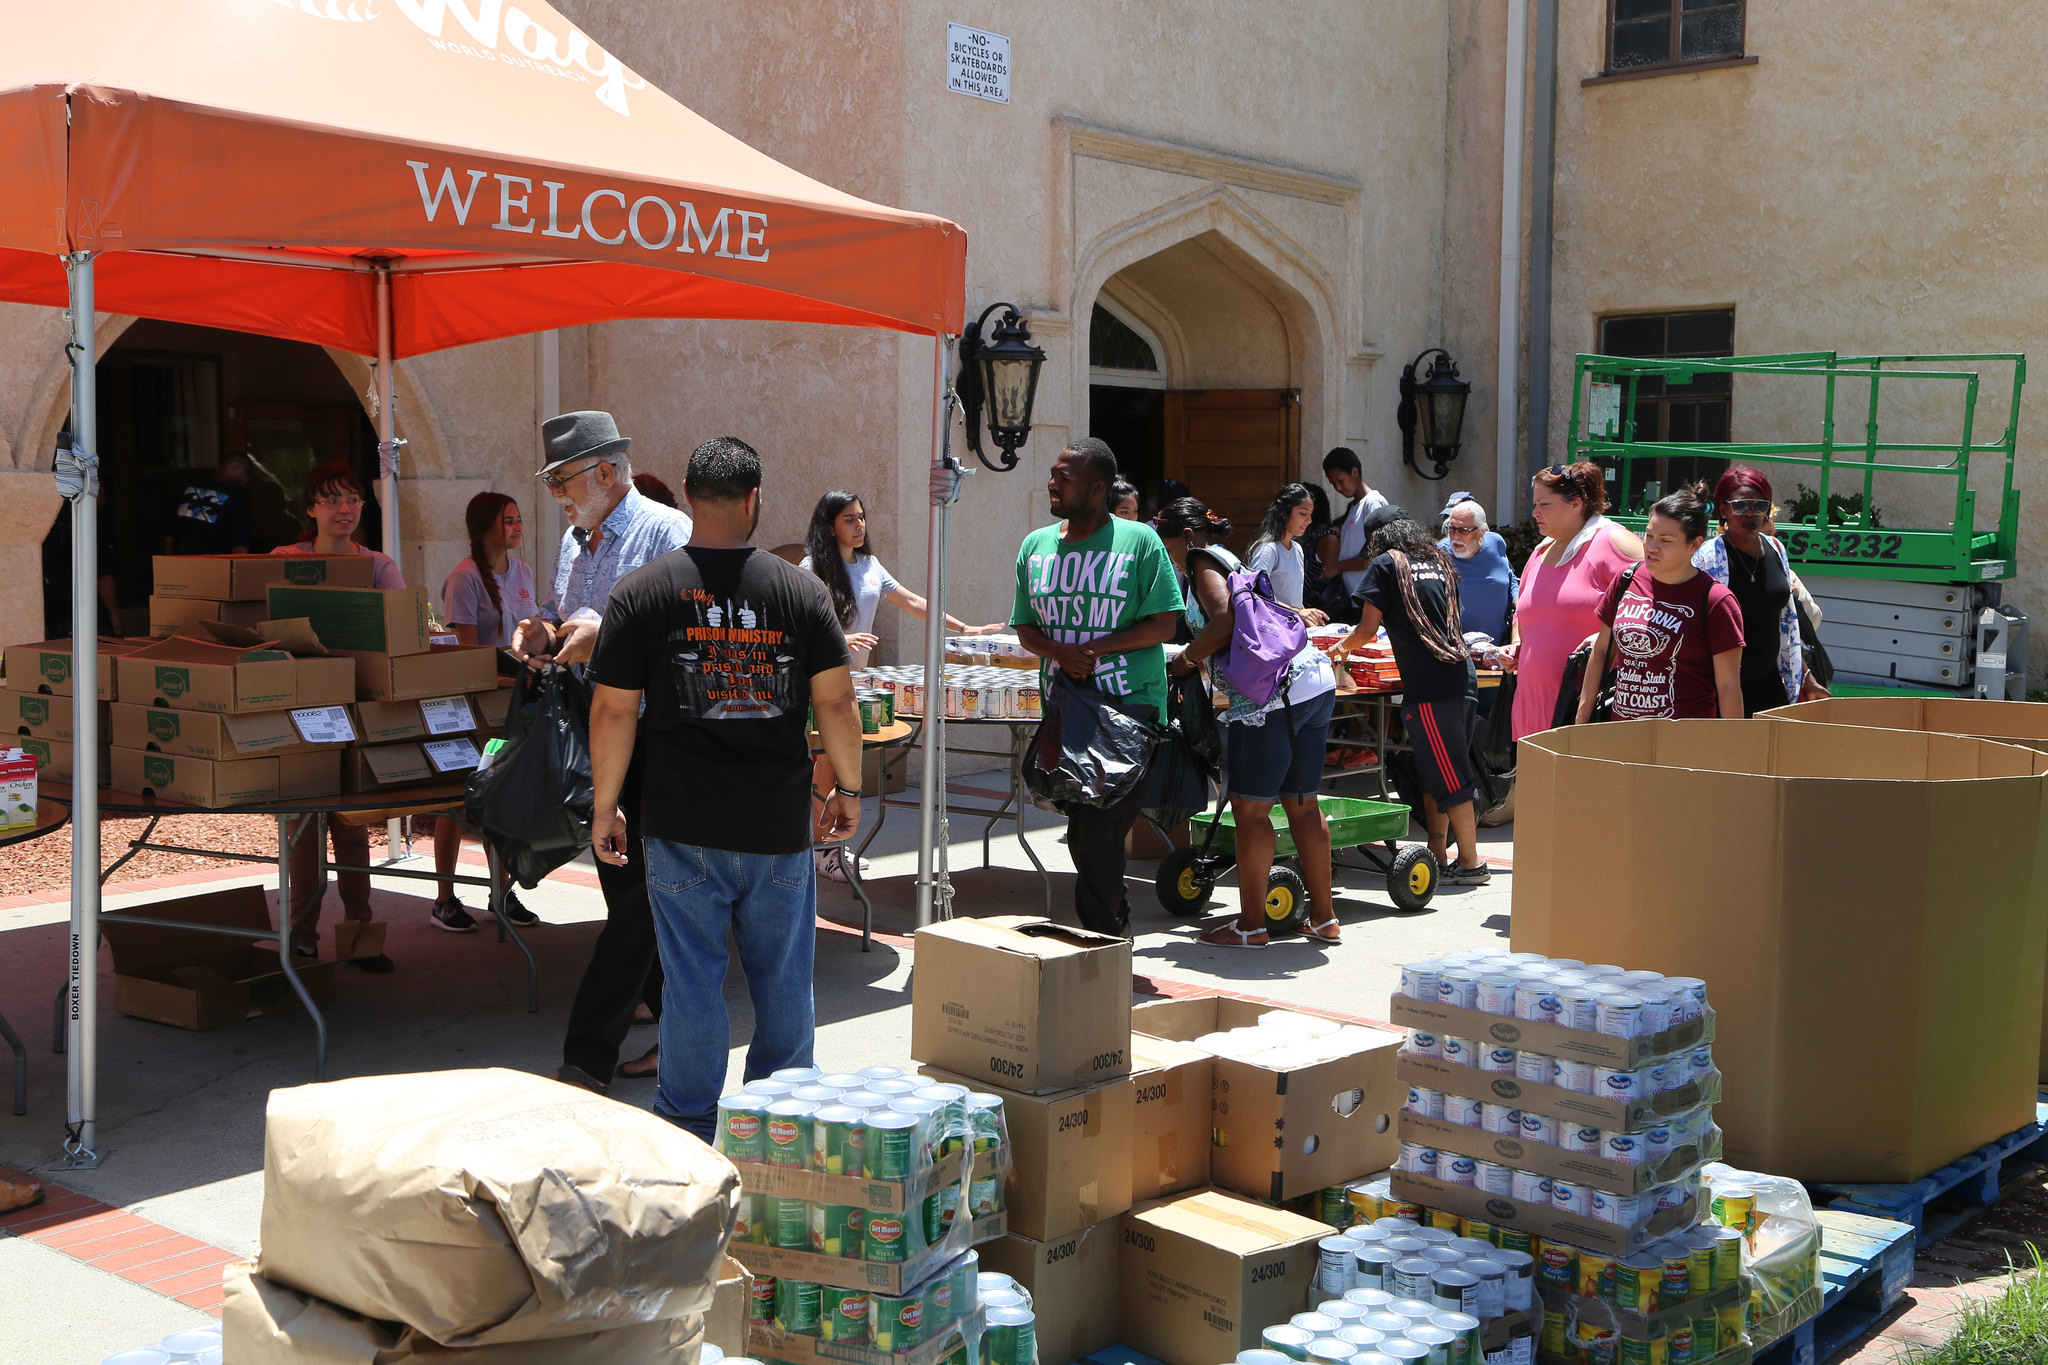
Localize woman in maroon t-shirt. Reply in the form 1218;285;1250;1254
1578;483;1745;722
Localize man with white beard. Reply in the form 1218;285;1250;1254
1438;493;1517;645
511;410;692;1093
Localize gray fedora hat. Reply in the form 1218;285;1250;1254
535;410;631;478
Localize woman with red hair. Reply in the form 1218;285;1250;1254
1692;465;1825;714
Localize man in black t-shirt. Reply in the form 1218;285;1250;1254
1327;514;1490;886
585;436;863;1142
165;453;255;555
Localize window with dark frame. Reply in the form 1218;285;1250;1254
1599;308;1735;490
1607;0;1745;75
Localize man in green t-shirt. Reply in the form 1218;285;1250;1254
1010;438;1184;935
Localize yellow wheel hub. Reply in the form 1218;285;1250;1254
1178;867;1201;899
1265;886;1294;920
1408;862;1434;895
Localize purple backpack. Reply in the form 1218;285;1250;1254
1197;548;1307;707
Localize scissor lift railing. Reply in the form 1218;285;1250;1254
1567;352;2023;583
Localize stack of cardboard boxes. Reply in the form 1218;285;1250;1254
909;917;1409;1365
0;636;146;782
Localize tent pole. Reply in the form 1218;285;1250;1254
915;337;951;927
374;264;407;858
60;251;102;1169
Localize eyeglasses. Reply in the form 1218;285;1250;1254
1447;522;1481;534
541;459;606;491
1726;498;1774;516
313;494;363;509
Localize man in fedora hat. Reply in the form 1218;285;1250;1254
510;409;692;1093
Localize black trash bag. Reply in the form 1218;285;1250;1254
1023;673;1159;813
1477;672;1517;770
465;664;595;889
1141;673;1220;829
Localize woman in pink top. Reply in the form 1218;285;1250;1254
269;461;405;589
1502;461;1644;739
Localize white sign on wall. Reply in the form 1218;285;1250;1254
947;23;1011;104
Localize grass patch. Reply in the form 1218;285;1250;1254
1909;1247;2048;1364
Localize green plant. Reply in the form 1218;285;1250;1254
1787;482;1883;528
1906;1246;2048;1365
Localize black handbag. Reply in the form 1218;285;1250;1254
1551;564;1641;728
465;664;596;889
1796;593;1835;689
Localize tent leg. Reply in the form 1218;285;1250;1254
915;337;953;928
59;251;102;1171
374;264;407;861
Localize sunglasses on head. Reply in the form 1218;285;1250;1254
1541;465;1582;495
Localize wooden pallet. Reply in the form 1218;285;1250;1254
1753;1209;1918;1365
1809;1098;2048;1249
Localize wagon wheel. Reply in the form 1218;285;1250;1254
1155;847;1216;917
1388;846;1438;914
1262;866;1312;936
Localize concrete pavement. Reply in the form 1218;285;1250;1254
0;772;1512;1362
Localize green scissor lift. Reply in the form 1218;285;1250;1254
1565;352;2027;697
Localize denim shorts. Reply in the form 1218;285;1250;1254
1224;688;1336;802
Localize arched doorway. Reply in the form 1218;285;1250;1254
47;321;381;637
1084;228;1320;541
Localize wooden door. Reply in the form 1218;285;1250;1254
1163;389;1299;551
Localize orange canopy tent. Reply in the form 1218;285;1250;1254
3;0;968;1165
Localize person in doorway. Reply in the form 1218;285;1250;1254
42;493;120;639
1012;439;1184;936
1500;461;1644;738
1246;482;1330;624
165;452;256;555
1694;466;1824;715
1159;498;1341;948
1318;447;1389;623
1439;494;1518;645
277;463;405;971
430;491;539;933
798;489;1001;881
1145;477;1192;525
510;411;693;1093
1579;483;1745;723
1110;478;1142;520
586;436;864;1142
1329;515;1492;884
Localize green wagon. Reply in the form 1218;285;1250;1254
1154;794;1438;934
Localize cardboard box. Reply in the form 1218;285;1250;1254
266;583;431;655
921;1067;1134;1241
1;690;106;742
1767;697;2048;1087
344;740;478;793
1393;1053;1721;1133
153;552;379;599
352;693;495;745
707;1257;751;1359
110;702;346;760
1511;718;2048;1183
1;637;146;699
1131;996;1406;1202
14;736;108;784
1389;1170;1697;1257
348;644;502;702
224;1264;707;1364
103;886;337;1030
112;746;341;807
0;747;37;829
115;637;356;714
147;594;273;637
975;1219;1123;1365
1118;1188;1328;1365
1399;1110;1720;1196
911;915;1133;1095
1386;994;1715;1069
1129;1033;1214;1201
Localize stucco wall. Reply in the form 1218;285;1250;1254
1548;3;2048;681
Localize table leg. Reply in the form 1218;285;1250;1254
50;979;65;1055
0;1007;25;1115
855;731;910;862
1009;727;1053;918
837;840;874;953
272;812;328;1082
488;843;540;1013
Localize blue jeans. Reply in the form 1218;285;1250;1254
643;838;817;1141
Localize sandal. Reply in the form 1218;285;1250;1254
618;1046;659;1079
1306;915;1342;943
0;1176;45;1216
1197;924;1269;949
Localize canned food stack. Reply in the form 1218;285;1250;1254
1386;952;1722;1257
718;1065;1013;1301
944;634;1036;663
747;1249;998;1365
856;665;1042;723
1699;1164;1822;1348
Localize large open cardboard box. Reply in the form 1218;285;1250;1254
1512;718;2048;1183
104;886;335;1030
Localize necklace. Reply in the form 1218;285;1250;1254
1729;542;1767;596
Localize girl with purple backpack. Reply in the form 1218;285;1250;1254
1157;498;1342;949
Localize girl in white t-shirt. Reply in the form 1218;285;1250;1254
431;492;537;935
800;490;1003;878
